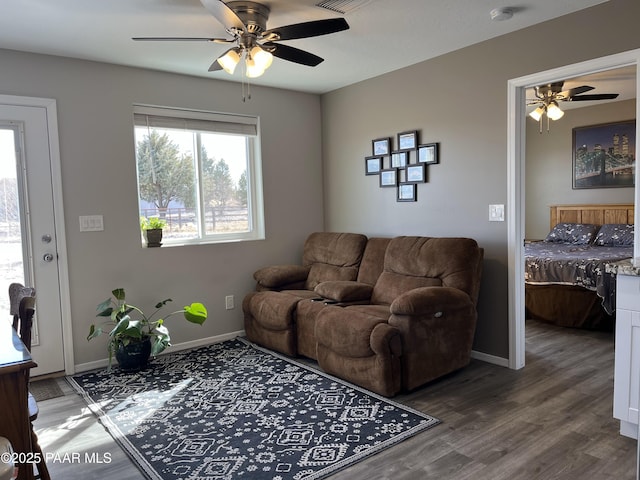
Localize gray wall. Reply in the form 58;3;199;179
0;49;324;366
526;99;635;240
3;0;639;367
321;0;640;359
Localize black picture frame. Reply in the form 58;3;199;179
365;156;383;175
379;169;398;187
391;151;408;168
372;137;391;156
418;143;439;164
405;163;426;183
397;183;417;202
397;131;418;152
572;120;635;189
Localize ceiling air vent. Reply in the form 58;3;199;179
315;0;374;14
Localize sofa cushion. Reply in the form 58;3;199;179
303;232;368;289
314;281;373;302
371;236;481;305
306;263;360;289
315;305;392;358
295;299;327;359
243;291;301;331
253;264;310;288
372;273;441;306
356;237;392;285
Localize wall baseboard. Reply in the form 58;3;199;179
471;349;509;367
75;334;508;373
73;330;246;374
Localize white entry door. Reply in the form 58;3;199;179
0;98;68;376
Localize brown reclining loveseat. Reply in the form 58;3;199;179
243;232;483;397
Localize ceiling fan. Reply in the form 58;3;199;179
527;81;619;132
133;0;349;79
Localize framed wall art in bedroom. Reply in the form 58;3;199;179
572;119;635;189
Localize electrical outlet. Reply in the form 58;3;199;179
225;295;235;310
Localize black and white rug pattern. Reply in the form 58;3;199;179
69;338;440;480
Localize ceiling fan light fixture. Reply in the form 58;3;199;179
245;56;264;78
245;58;262;78
218;48;242;74
529;106;545;122
244;45;274;78
546;101;564;120
250;45;273;71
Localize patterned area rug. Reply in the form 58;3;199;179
69;338;440;480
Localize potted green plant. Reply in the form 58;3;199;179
140;216;166;247
87;287;208;372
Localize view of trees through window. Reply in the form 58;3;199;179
135;127;250;242
0;128;24;315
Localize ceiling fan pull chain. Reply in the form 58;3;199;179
241;63;247;102
239;59;252;102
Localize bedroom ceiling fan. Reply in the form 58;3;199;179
133;0;349;85
527;81;619;133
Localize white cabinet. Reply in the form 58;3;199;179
613;273;640;439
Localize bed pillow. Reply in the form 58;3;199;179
544;223;599;244
593;223;635;246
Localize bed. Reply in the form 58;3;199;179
525;204;635;330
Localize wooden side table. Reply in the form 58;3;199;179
0;320;37;480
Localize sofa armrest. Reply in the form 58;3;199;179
370;322;402;357
253;264;311;289
390;286;473;317
314;281;373;302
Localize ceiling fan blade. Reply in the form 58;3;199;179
264;42;324;66
208;59;224;72
262;18;349;41
200;0;246;32
208;47;239;72
567;93;620;101
564;85;595;97
133;37;232;44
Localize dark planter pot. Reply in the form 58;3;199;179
144;228;163;247
115;337;152;372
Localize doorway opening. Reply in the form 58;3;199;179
0;95;73;375
508;49;640;369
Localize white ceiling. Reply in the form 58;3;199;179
0;0;615;94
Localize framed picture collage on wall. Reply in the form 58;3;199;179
366;130;439;202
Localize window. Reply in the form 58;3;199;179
133;105;264;245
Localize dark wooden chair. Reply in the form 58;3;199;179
9;285;51;480
9;283;35;331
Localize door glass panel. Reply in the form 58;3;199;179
0;128;25;315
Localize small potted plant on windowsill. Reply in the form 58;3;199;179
140;216;166;247
87;288;208;372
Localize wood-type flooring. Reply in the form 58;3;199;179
33;320;636;479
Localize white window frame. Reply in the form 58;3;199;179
133;104;265;246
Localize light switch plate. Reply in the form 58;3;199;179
489;204;505;222
79;215;104;232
